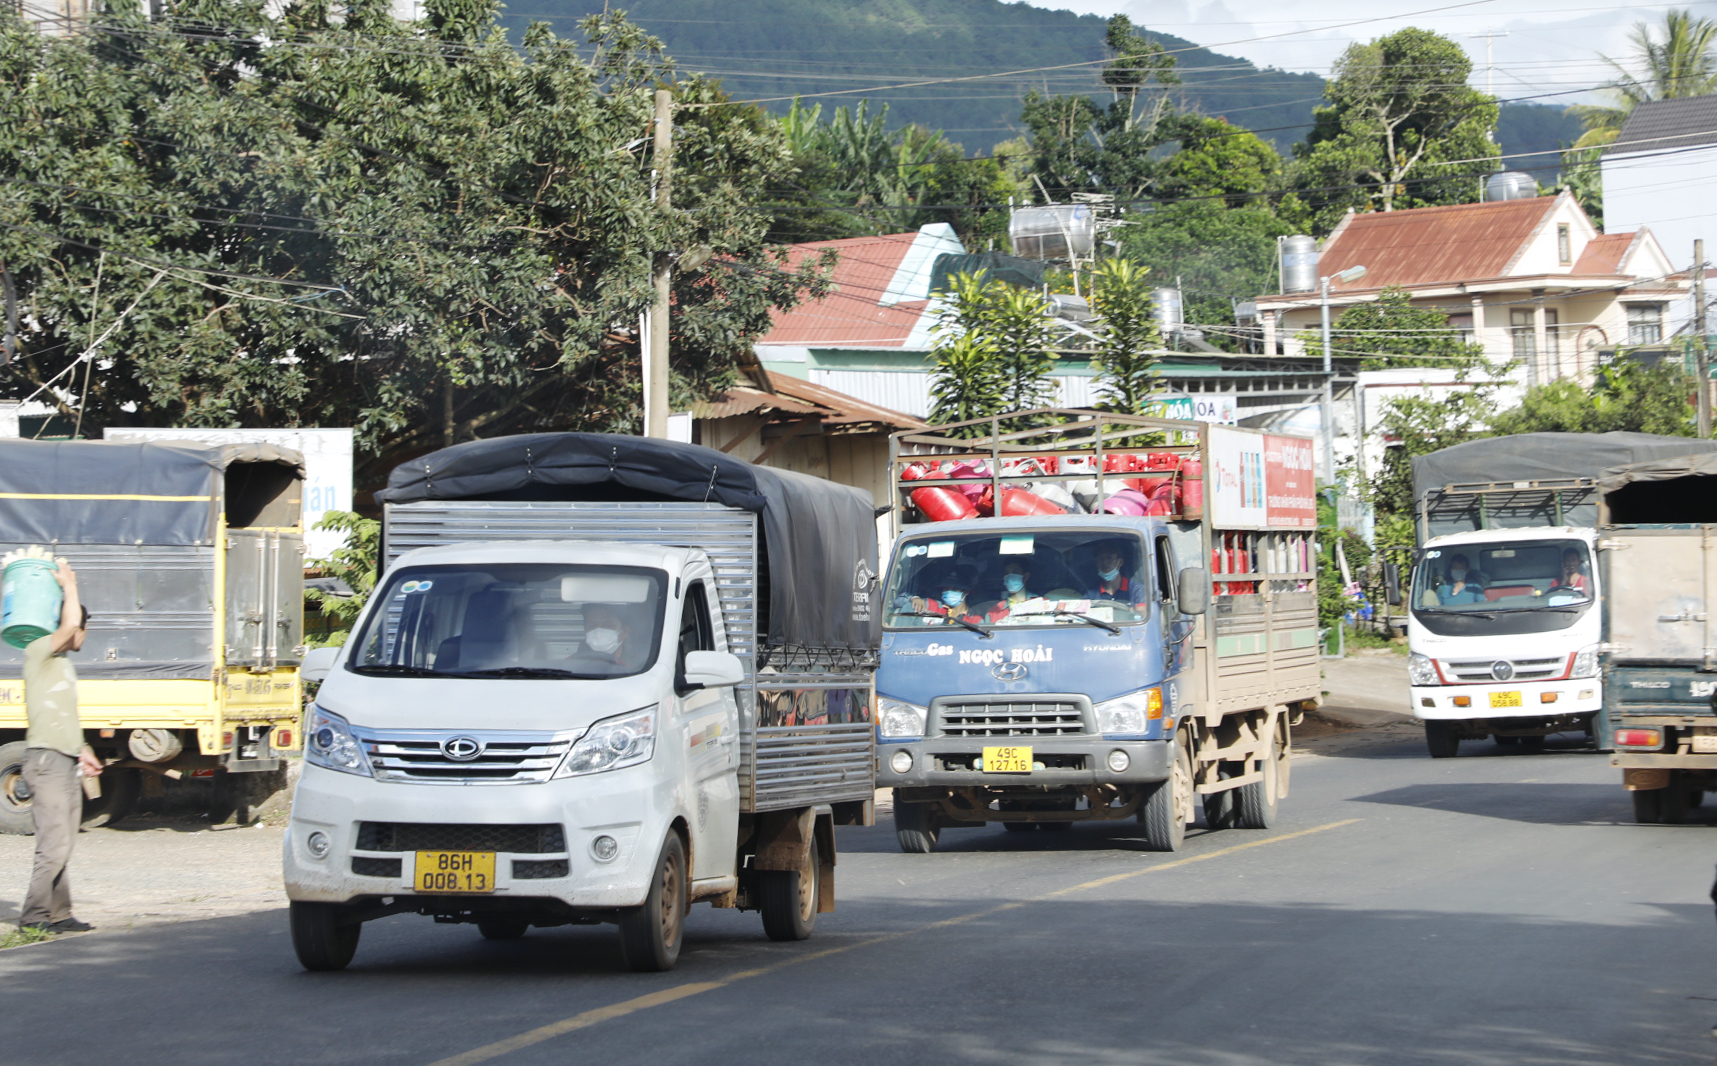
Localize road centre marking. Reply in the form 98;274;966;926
427;818;1361;1066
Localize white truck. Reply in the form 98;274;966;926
1395;432;1717;758
284;433;880;972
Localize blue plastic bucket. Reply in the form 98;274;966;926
1;558;63;650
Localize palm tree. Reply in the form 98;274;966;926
1571;9;1717;148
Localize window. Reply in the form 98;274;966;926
1153;534;1175;605
1628;304;1664;345
676;582;715;690
1557;224;1571;265
1544;309;1560;363
1445;311;1474;343
1510;308;1536;362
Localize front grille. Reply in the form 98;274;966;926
356;822;567;853
351;856;402;878
512;859;570;880
358;728;576;784
937;700;1085;737
1446;657;1565;683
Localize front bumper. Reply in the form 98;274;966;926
282;762;669;909
1412;680;1600;721
876;737;1172;788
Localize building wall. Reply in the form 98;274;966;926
1604;145;1717;278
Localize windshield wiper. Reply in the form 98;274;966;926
350;664;441;677
456;667;602;679
1055;608;1122;635
890;610;993;639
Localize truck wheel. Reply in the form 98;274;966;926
290;901;361;971
0;741;34;835
1518;735;1546;752
1493;734;1520;746
81;768;140;829
894;801;940;854
1039;821;1071;832
758;834;819;942
1425;721;1459;759
618;833;686;972
1632;788;1663;824
1660;772;1690;826
1140;733;1193;852
1002;822;1036;833
478;920;529;941
1238;723;1285;830
1202;778;1236;831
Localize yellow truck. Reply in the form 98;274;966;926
0;439;307;831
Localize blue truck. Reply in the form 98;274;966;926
875;410;1322;852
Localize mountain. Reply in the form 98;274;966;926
514;0;1584;165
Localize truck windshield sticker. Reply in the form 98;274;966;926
905;544;928;557
926;541;955;559
400;580;432;594
561;574;653;603
999;535;1035;555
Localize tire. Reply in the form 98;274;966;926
1038;821;1072;832
1690;789;1706;809
894;801;940;854
290;901;361;971
1493;734;1520;746
1660;771;1690;825
1425;721;1459;759
1202;776;1236;831
0;741;34;835
1632;787;1664;824
81;767;139;829
478;920;529;941
1518;735;1546;752
1002;821;1037;834
618;833;687;972
1140;731;1193;852
206;769;238;825
758;833;819;942
1238;719;1285;830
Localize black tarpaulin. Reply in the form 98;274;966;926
376;433;881;652
929;252;1046;294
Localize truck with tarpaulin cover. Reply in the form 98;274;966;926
1594;453;1717;822
1397;432;1717;758
0;439;308;832
285;432;880;972
874;409;1319;853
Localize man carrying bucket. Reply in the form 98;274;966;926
18;560;99;934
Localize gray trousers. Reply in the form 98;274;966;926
21;748;79;926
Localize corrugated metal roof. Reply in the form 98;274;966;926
1610;94;1717;155
1312;197;1560;290
762;231;934;348
1570;231;1635;275
694;370;925;429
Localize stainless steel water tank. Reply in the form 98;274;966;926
1280;235;1318;293
1151;287;1183;333
1008;204;1096;260
1483;171;1538;202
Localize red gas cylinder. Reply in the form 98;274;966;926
1145;451;1181;471
911;486;978;522
977;486;1066;517
1179;458;1203;516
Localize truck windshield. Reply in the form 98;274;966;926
348;563;667;680
1410;539;1592;633
883;530;1154;630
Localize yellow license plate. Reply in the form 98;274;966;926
1489;691;1523;709
413;851;496;894
982;745;1033;773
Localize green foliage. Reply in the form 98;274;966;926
1571;8;1717;149
1294;28;1500;231
1154;116;1283;206
1560;146;1605;228
1088;259;1162;413
1295;287;1488;371
0;4;829;482
926;272;1057;433
1368;388;1497;518
1490;358;1696;436
304;511;381;647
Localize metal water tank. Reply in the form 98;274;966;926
1008;204;1096;260
1483;171;1538;202
1151;287;1183;334
1279;235;1318;293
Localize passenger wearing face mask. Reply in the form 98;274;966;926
1083;544;1148;605
1434;554;1488;605
985;560;1035;622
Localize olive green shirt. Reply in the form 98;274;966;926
23;634;80;758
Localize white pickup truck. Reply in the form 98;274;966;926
284;434;880;972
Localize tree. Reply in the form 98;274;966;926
0;4;830;482
304;511;380;647
1490;357;1696;436
1571;9;1717;149
1294;28;1499;230
1088;259;1162;413
1154;116;1284;207
1296;287;1487;371
1368;388;1497;518
926;272;1057;432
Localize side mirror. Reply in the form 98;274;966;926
300;645;341;684
1176;567;1209;616
1383;562;1403;606
682;650;745;689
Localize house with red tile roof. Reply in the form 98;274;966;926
1254;192;1683;385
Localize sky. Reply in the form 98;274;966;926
1026;0;1717;107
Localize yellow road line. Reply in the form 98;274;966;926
427;818;1360;1066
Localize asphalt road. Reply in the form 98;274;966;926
4;728;1715;1065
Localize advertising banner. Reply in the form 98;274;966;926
1144;394;1238;424
1208;426;1317;530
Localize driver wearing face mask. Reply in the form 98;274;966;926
1084;544;1148;605
985;560;1035;622
576;603;632;665
922;566;985;625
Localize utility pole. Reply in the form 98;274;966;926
1320;276;1336;486
1468;29;1507;101
1698;238;1710;437
644;88;673;440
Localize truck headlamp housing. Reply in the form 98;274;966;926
1571;645;1600;679
305;706;373;777
1094;689;1161;736
1408;653;1439;687
554;707;656;778
878;698;928;739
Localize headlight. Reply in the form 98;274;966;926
305;707;373;777
1408;653;1439;686
1094;689;1161;736
1571;645;1600;679
554;707;656;778
878;698;928;739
